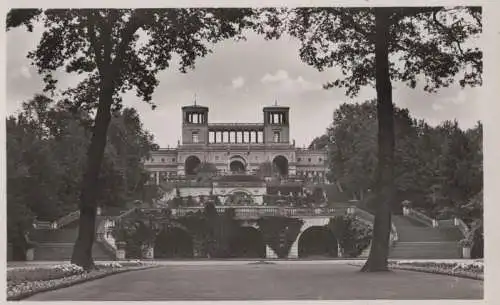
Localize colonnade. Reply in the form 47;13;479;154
185;112;207;124
265;112;288;125
209;130;264;144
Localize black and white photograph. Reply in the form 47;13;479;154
4;1;493;301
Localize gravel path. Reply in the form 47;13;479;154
27;262;483;300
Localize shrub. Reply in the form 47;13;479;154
328;215;372;258
459;239;473;247
257;216;304;258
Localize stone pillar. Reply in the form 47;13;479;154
143;245;154;259
265;245;278;259
155;171;160;185
288;242;298;258
462;246;471;259
116;241;126;260
402;206;410;216
97;206;102;216
26;248;35;261
432;219;438;228
347;206;356;215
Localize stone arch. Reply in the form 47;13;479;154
229;226;266;258
224;189;254;205
185;155;202;175
154;226;194;258
272;155;289;176
298;226;338;258
229;155;247;173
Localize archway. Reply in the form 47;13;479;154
154;227;194;258
229;227;266;258
272;155;289;176
229;155;247;173
298;226;338;258
230;160;246;173
185;155;201;175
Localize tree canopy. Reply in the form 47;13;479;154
7;8;260;268
257;6;482;271
6;94;158;259
318;100;482;216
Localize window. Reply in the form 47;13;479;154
297;157;301;162
172;158;176;162
318;157;322;162
273;131;280;143
192;132;199;143
215;156;220;161
308;158;312;162
161;158;165;162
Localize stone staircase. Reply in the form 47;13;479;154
29;216;114;261
325;187;465;259
389;215;463;259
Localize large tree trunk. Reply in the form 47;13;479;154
71;77;114;270
361;7;395;272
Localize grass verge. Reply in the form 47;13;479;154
7;262;157;300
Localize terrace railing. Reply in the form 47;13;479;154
453;217;471;238
350;206;399;246
407;208;437;227
170;206;342;218
55;210;80;228
404;207;471;238
95;217;118;259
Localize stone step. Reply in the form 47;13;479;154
390;242;461;259
33;242;113;261
29;216;114;261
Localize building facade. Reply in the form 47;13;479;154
144;104;328;184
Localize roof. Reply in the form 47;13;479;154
263;106;289;112
182;105;209;111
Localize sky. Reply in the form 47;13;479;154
6;23;483;148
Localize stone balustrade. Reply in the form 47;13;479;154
168;206;341;218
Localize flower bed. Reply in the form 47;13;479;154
7;261;156;300
388;260;483;280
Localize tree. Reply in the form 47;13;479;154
309;134;329;150
6;94;159;260
256;161;276;178
258;6;481;271
325;100;421;203
98;107;157;207
195;162;218;182
8;8;257;269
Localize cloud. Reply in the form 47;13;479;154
261;70;289;83
260;69;322;93
231;76;245;89
432;103;444;111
